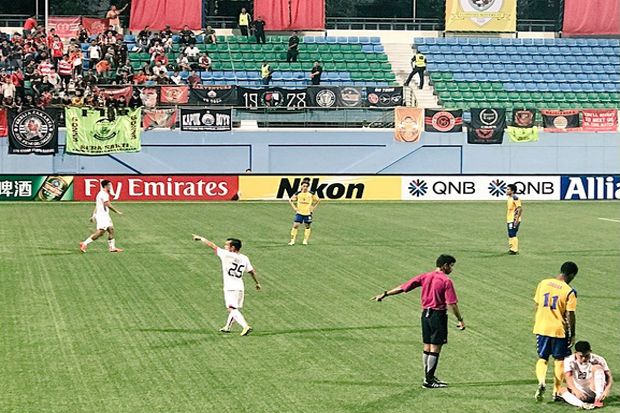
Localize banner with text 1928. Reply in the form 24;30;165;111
65;107;142;155
180;107;232;132
8;108;59;154
445;0;517;32
394;108;424;142
467;108;506;144
366;87;403;107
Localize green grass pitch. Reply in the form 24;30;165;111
1;201;619;413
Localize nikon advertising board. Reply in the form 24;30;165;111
238;176;401;200
0;176;73;201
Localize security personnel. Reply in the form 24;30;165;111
238;8;252;37
261;61;273;85
404;51;426;89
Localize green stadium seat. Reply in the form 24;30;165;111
496;91;509;102
491;82;503;91
553;93;566;102
467;83;481;92
508;92;521;101
447;83;459;92
384;73;396;82
434;82;448;93
239;43;251;51
480;83;493;92
430;72;443;82
541;92;555;102
587;93;600;102
530;92;543;102
205;44;217;52
598;93;611;103
196;44;206;52
462;92;475;102
564;92;577;102
486;91;498;101
352;53;367;62
473;91;486;101
130;61;143;71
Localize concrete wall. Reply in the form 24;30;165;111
1;129;618;174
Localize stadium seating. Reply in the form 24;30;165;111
119;35;397;87
415;37;620;110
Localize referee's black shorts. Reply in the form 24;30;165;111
421;309;448;345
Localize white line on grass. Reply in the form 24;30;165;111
598;218;620;223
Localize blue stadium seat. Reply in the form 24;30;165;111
358;36;370;44
487;73;500;82
548;83;560;92
522;38;534;46
200;71;212;80
124;34;136;43
370;36;381;45
543;38;556;46
414;37;425;45
180;71;189;80
598;74;611;83
559;83;572;92
314;36;326;44
347;36;359;43
593;83;606;92
536;82;550;92
305;36;316;43
325;36;336;44
171;35;180;43
586;39;600;47
489;38;502;46
373;45;384;53
504;83;516;91
337;36;348;44
514;83;527;91
532;38;545;46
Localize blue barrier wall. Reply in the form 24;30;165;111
0;130;618;174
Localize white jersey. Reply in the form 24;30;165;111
216;247;254;291
95;190;110;217
564;353;610;388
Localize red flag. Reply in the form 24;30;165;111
581;109;618;132
160;86;189;104
48;16;81;40
0;109;7;137
99;86;133;102
82;17;110;35
143;109;177;130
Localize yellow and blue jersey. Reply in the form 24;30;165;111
533;278;577;338
294;191;319;216
506;195;522;223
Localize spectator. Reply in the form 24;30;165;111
128;90;142;108
46;28;56;50
287;31;299;63
95;58;111;77
133;69;147;85
106;4;128;35
135;33;149;53
77;24;89;43
23;16;38;37
261;60;273;85
404;50;426;89
180;25;195;46
152;60;167;77
161;25;173;39
310;61;322;85
46;69;62;91
88;41;101;65
50;36;64;67
198;53;212;72
57;54;73;91
149;41;165;62
1;77;16;101
252;17;266;44
187;70;201;87
0;39;10;69
70;48;83;76
116;40;128;64
38;58;53;77
170;71;182;85
202;26;217;44
238;8;252;37
184;43;200;68
176;53;191;72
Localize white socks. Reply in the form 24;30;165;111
593;368;606;400
108;239;115;249
561;390;586;407
225;312;235;329
230;309;248;329
83;237;93;245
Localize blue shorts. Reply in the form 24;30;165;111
507;222;520;237
536;335;571;360
294;213;313;224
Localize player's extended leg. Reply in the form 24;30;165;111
80;229;105;252
302;223;312;245
107;227;123;252
591;364;607;406
289;222;301;245
559;387;596;409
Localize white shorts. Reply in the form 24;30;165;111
96;214;113;230
224;290;244;309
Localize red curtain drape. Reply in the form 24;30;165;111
254;0;289;31
129;0;202;31
290;0;325;30
563;0;620;35
254;0;325;31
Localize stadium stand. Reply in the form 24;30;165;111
415;37;620;110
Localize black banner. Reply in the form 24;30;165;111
237;87;309;110
308;87;341;108
541;109;581;132
189;85;237;105
467;108;506;144
424;109;464;132
180;107;232;132
8;108;59;154
365;87;404;107
337;87;363;108
512;108;537;128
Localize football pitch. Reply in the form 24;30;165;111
1;201;619;413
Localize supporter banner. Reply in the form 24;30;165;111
337;87;363;108
160;86;189;104
402;176;559;201
468;108;506;144
366;87;404;108
0;175;73;201
48;16;81;40
129;0;202;31
563;0;620;36
445;0;517;32
424;109;463;132
139;87;159;109
8;108;59;154
512;108;536;128
180;108;232;132
189;85;237;105
143;109;177;130
82;17;109;35
73;176;239;201
238;87;309;110
561;176;620;200
394;107;423;142
541;110;580;132
307;87;341;108
65;107;142;155
0;108;7;137
581;109;618;132
507;126;539;142
99;86;133;102
238;176;401;200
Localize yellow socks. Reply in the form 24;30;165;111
303;228;311;242
553;360;564;395
536;359;548;386
509;237;519;252
290;228;298;242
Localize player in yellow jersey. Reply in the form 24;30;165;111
288;178;320;245
506;184;522;255
533;261;579;403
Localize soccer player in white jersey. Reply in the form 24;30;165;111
192;234;261;336
80;180;124;253
560;341;613;410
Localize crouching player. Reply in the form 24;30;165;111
560;341;613;410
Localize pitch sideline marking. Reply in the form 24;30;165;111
598;218;620;223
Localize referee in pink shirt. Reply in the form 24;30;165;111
372;254;465;388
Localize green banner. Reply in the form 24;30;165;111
65;107;142;155
0;176;74;201
507;126;539;143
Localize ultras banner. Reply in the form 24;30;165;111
467;108;506;144
179;108;232;131
8;108;59;154
541;110;580;132
581;109;618;132
189;85;237;105
424;109;463;132
237;87;310;110
142;109;177;130
365;87;404;107
394;107;423;142
445;0;517;32
65;107;142;155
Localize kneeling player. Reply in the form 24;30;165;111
80;179;123;253
288;178;320;245
560;341;613;410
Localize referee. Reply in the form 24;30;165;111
372;254;465;388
